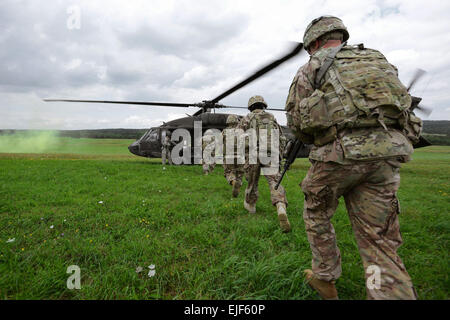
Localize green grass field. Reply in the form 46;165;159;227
0;137;448;300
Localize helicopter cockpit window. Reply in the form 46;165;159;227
142;129;158;142
148;129;159;141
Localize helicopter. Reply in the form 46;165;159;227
126;112;310;159
44;43;430;161
45;42;313;160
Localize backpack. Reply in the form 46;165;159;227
247;110;286;154
298;44;422;145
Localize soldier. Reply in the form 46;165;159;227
222;115;245;197
239;95;291;233
161;131;176;165
202;131;216;175
286;16;421;299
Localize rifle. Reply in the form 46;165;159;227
275;139;303;190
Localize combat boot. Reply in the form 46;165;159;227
276;202;291;233
244;200;256;214
232;180;241;198
304;269;338;300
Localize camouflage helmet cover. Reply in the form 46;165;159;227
303;15;349;50
226;114;239;125
248;95;268;110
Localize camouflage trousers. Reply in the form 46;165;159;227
161;149;172;165
223;163;245;186
202;161;216;174
245;163;287;206
301;159;417;300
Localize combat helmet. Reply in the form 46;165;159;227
226;114;239;126
248;95;268;111
303;15;349;52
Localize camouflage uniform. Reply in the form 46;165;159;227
286;16;417;299
161;134;175;165
222;115;245;194
223;163;244;186
202;132;216;174
239;97;287;208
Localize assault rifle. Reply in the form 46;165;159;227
275;139;304;190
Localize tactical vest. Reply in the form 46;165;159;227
299;44;417;146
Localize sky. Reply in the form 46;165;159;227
1;0;449;130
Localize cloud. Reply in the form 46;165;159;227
0;0;449;130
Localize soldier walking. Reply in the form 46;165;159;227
286;16;421;299
161;131;176;165
202;131;216;175
222;115;245;197
239;95;291;233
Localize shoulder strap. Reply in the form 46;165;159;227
314;42;346;89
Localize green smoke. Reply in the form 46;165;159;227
0;131;60;154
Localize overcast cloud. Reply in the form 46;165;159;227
0;0;449;129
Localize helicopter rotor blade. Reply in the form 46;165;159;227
192;108;208;116
210;42;304;104
410;96;432;117
43;99;196;108
405;69;433;116
407;68;426;92
415;104;433;116
44;43;302;114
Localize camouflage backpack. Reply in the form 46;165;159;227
247;110;286;154
299;44;422;145
202;132;216;156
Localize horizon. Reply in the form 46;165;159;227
1;1;449;130
0;119;448;132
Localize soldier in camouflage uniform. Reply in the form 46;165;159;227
222;115;245;197
286;16;420;299
161;131;175;165
239;95;291;233
202;131;216;175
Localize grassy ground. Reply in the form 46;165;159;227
0;137;448;300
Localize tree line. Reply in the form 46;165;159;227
0;121;449;145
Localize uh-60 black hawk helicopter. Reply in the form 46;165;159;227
45;42;311;160
44;43;430;162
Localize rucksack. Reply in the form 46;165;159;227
247;110;286;154
298;44;422;145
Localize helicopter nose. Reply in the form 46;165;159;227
128;141;141;156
